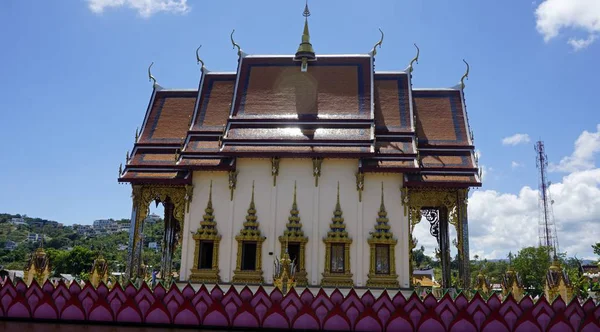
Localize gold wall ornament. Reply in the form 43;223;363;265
408;43;420;73
271;157;280;186
190;181;222;283
474;270;492;297
366;182;399;288
355;171;365;202
278;181;308;286
312;157;323;187
544;258;573;301
460;59;469;90
273;238;297;295
125;184;193;280
90;253;109;288
321;182;354;288
23;246;51;286
230;29;242;56
195;45;205;69
148;62;157;86
228;170;239;200
232;181;266;284
370;28;384;56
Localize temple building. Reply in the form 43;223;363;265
118;4;481;289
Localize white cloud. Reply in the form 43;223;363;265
535;0;600;50
464;126;600;260
502;133;531;146
550;124;600;172
87;0;189;18
568;34;598;51
511;161;522;169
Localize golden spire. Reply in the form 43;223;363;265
295;1;316;65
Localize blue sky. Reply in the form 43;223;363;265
0;0;598;259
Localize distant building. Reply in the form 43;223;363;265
148;242;160;251
93;219;113;229
118;223;130;232
4;241;17;251
9;218;26;226
145;214;161;224
27;233;40;242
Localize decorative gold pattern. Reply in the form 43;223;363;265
271;157;280;186
355;171;365;202
366;183;399;288
90;254;109;288
232;181;266;284
24;247;50;286
474;270;492;296
545;259;573;301
312;157;323;187
273;238;297;295
190;181;222;283
278;182;308;286
501;255;524;301
321;182;353;288
228;170;238;200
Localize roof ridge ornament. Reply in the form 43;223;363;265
148;62;157;86
371;28;384;56
460;59;469;89
295;1;316;72
195;45;205;69
230;30;242;56
408;43;420;73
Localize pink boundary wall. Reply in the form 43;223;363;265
0;280;598;331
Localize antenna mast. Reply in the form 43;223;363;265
535;140;559;259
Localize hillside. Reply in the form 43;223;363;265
0;213;179;278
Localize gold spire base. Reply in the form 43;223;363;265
190;269;221;284
232;269;264;285
366;274;399;289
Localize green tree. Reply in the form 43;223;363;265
412;245;433;269
592;243;600;257
512;246;552;295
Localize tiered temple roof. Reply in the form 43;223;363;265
119;6;481;189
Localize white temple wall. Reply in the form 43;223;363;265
181;158;410;288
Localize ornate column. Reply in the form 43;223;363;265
438;206;451;288
126;185;148;281
456;189;470;289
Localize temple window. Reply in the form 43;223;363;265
330;244;345;273
375;245;390;274
241;242;257;271
198;241;214;269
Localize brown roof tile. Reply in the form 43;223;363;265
139;91;196;144
419;154;474;169
193;74;235;130
376;141;415;155
413;90;469;146
129;152;176;166
374;73;411;132
233;56;371;118
226;128;371;141
405;173;480;187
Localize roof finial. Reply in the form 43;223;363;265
408;43;420;73
135;127;139;142
118;163;122;176
195;45;205;69
371;28;384;56
230;29;242;56
460;59;469;89
148;62;157;86
295;1;316;67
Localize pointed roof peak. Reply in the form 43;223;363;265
295;1;315;62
